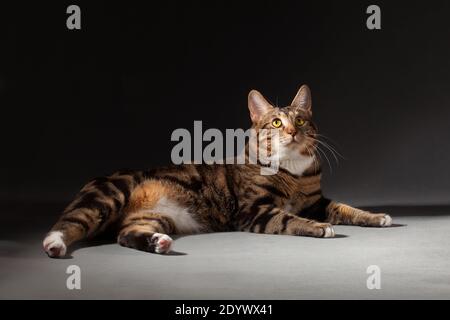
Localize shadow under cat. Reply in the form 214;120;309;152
3;201;450;257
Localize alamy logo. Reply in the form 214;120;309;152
66;265;81;290
171;121;280;175
366;5;381;30
66;5;81;30
366;265;381;289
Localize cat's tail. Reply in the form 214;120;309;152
43;170;146;258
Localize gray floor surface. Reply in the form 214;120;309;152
1;203;450;299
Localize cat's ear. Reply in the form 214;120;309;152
291;85;312;112
248;90;273;123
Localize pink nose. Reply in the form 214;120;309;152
286;127;297;136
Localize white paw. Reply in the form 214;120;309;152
323;225;336;238
380;214;393;227
43;231;67;258
151;233;173;254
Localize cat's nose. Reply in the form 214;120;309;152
286;126;297;136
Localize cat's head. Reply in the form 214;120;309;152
247;85;318;168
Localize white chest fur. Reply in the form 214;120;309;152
278;145;314;176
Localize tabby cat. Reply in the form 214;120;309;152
43;85;392;258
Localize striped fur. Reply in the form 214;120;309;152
43;85;392;258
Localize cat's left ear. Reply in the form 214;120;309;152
291;85;312;112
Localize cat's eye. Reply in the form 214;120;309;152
272;119;282;128
295;118;306;127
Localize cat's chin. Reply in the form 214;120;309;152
284;140;306;152
284;135;304;145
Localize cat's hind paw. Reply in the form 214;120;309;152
151;233;173;254
118;231;173;254
43;231;67;258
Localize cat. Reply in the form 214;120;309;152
43;85;392;257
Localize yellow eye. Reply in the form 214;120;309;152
295;118;306;126
272;119;282;128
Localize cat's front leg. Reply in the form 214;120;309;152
238;205;335;238
325;201;392;227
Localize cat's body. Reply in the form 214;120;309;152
43;85;392;258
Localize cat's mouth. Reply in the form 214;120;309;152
285;135;303;145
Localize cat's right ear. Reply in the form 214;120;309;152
291;84;312;112
248;90;273;123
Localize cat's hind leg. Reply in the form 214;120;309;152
43;172;142;258
118;212;176;254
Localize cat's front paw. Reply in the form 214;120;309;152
317;223;335;238
366;213;392;227
43;231;67;258
378;214;392;227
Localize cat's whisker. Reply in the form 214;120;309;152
314;133;338;144
308;146;320;173
318;139;343;160
313;144;333;173
315;139;340;164
307;136;341;166
313;134;346;159
304;145;318;172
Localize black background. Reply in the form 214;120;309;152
2;1;450;206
